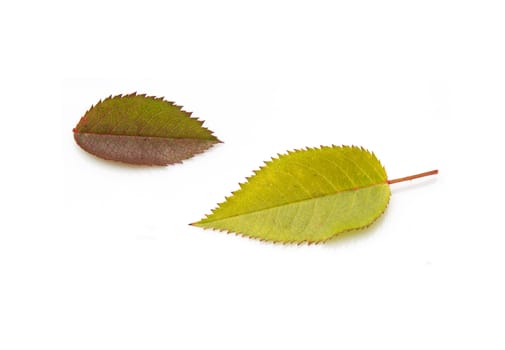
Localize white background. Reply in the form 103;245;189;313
1;1;504;349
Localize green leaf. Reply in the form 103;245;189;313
192;145;437;244
73;93;221;165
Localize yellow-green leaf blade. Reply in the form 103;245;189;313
193;146;390;243
73;93;220;165
196;184;390;242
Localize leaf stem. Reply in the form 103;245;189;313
387;170;439;185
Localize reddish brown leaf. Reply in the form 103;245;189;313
73;93;221;165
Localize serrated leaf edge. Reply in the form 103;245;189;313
73;92;221;142
190;201;390;245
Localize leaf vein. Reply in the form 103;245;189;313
204;183;386;223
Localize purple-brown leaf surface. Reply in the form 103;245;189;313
73;93;221;165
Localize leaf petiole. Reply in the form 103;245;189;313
387;170;439;185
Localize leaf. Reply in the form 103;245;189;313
73;93;221;165
192;145;438;244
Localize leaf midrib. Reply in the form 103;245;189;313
74;131;219;141
199;181;388;224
